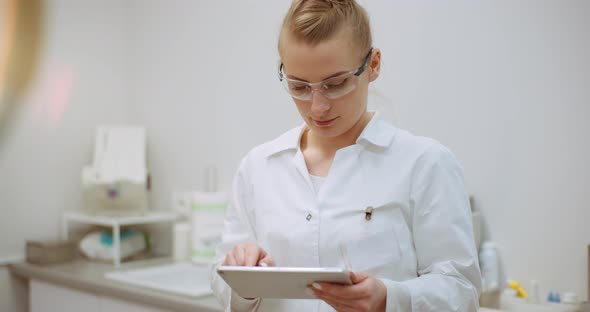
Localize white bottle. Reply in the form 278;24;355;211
479;241;500;291
172;222;190;261
528;280;540;304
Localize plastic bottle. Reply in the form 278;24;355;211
191;166;228;263
173;222;190;261
479;241;500;291
548;291;555;303
528;280;540;304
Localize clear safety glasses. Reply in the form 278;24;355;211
278;48;373;101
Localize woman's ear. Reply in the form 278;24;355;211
368;48;381;82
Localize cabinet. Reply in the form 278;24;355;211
30;279;170;312
100;296;168;312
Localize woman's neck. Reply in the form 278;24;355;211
303;111;374;156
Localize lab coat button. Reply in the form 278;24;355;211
306;213;312;221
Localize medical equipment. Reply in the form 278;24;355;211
81;126;149;215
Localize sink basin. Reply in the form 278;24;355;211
105;262;213;297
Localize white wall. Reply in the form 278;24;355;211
130;0;298;205
1;1;589;309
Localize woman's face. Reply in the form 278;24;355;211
280;28;380;139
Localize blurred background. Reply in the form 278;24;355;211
0;1;589;311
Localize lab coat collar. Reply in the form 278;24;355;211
264;111;397;158
355;111;398;150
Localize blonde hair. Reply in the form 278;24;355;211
279;0;372;55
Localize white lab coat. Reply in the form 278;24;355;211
211;113;482;311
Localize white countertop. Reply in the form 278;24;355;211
480;297;580;312
10;258;581;312
10;258;222;312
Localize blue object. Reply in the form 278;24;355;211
555;292;561;303
100;228;137;246
548;292;555;302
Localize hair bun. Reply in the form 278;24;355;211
325;0;353;7
281;0;372;51
299;0;353;8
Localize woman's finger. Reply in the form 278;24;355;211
244;246;260;266
258;253;275;267
224;253;237;266
312;287;358;305
312;281;369;300
319;296;357;312
350;271;369;284
234;245;245;265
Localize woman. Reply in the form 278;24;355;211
211;1;481;311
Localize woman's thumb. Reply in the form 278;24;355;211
350;271;369;284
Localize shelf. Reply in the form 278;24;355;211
63;211;177;227
62;211;178;267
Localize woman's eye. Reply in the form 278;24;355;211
326;78;348;89
289;83;308;91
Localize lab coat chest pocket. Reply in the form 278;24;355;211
342;202;411;279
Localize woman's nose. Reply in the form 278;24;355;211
310;90;330;115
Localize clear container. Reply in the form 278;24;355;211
479;241;500;291
173;222;191;261
561;292;579;305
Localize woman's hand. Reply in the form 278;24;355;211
308;271;387;312
222;243;275;267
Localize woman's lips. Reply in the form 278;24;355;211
312;117;337;127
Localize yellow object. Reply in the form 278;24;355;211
508;280;528;298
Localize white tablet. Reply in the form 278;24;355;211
217;266;352;299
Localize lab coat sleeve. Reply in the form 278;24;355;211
383;144;482;312
210;156;261;312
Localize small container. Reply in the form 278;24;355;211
504;288;518;298
26;240;76;264
561;292;579;305
173;222;191;261
191;191;227;262
480;241;500;291
528;280;540;304
548;291;556;303
191;166;228;262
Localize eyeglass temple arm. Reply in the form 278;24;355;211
278;63;284;81
354;47;373;76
